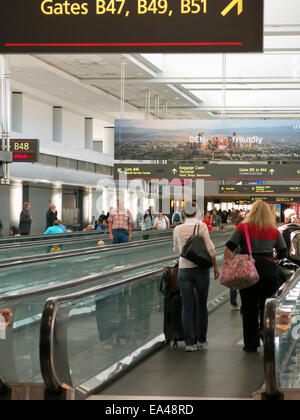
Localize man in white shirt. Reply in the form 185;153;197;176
153;211;170;230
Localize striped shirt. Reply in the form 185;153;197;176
226;222;288;260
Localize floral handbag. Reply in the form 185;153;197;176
220;224;260;291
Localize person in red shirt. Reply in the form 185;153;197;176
203;211;213;232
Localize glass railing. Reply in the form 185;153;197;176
264;269;300;400
0;229;105;245
0;239;174;296
0;230;174;263
39;250;227;397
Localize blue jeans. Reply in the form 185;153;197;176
178;267;210;346
112;229;129;244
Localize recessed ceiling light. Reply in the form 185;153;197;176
82;97;87;100
59;87;64;90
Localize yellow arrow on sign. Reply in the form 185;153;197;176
221;0;243;16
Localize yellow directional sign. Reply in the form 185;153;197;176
221;0;243;16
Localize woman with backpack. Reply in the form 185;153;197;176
224;200;288;353
173;201;220;352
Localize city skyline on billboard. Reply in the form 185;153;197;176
115;120;300;162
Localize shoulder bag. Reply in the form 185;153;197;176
220;224;260;291
181;224;213;269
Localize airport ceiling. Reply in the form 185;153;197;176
8;0;300;124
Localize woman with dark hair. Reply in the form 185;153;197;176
174;201;220;352
144;209;154;231
9;226;21;237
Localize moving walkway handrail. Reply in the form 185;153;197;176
0;229;106;246
264;269;300;400
0;237;173;269
39;264;172;394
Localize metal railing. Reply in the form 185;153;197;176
263;269;300;400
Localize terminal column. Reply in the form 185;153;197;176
103;127;114;155
0;55;11;181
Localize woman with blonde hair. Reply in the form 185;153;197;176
224;200;288;353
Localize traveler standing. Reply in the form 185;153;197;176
203;211;213;232
153;211;170;230
19;202;32;236
278;208;300;264
46;203;58;229
0;220;2;237
174;201;220;352
172;211;183;226
108;199;133;244
212;210;222;230
143;209;154;231
224;200;288;353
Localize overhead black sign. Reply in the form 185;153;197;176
220;185;300;195
114;164;300;181
0;140;40;163
1;0;263;53
251;197;300;204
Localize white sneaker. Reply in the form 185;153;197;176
197;341;208;350
185;345;197;352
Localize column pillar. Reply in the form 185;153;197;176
10;181;23;228
83;188;92;225
0;55;11;181
103;127;114;155
85;118;93;150
51;185;62;221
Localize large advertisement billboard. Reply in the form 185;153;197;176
115;120;300;162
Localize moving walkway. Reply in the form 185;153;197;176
0;234;230;398
260;269;300;400
0;229;173;264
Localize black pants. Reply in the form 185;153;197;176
240;258;280;350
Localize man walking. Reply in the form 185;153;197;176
46;203;58;229
19;202;33;236
108;199;133;244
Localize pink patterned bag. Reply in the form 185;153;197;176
220;224;260;291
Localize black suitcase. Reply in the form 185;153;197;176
163;292;184;348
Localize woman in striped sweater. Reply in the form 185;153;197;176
224;201;288;353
